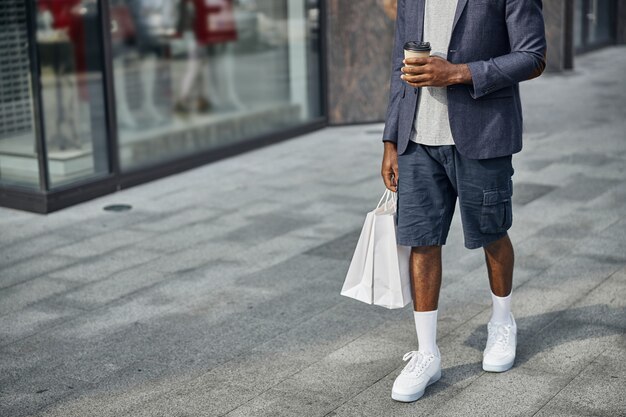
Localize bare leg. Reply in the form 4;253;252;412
410;245;442;311
483;234;514;297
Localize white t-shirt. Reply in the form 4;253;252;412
410;0;458;146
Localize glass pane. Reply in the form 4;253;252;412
574;0;585;49
588;0;615;45
110;0;323;170
36;0;110;188
0;0;40;188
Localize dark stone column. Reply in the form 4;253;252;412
543;0;569;72
617;0;626;44
325;0;395;125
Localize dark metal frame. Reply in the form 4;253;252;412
1;0;330;214
25;0;50;192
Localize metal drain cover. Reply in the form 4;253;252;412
103;204;132;212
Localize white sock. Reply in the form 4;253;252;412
490;290;512;324
413;310;439;356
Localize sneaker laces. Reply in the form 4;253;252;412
487;322;511;351
401;350;433;375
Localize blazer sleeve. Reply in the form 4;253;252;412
466;0;547;99
382;0;406;144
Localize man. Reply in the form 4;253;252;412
380;0;546;403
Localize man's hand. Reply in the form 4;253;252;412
381;142;399;192
400;56;472;88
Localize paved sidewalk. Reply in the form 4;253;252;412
1;47;625;417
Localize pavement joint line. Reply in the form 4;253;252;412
0;229;159;272
593;217;626;243
0;255;86;292
529;348;607;417
321;369;397;417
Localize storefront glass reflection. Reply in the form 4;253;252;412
574;0;617;51
110;0;322;169
0;0;39;188
36;0;110;187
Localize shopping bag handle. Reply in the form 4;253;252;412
376;188;397;210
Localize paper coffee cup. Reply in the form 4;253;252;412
403;41;431;61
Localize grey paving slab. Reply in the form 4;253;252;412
511;182;558;206
0;374;91;417
0;278;79;317
57;267;170;309
57;229;156;259
431;366;572;417
0;301;82;347
533;344;626;417
49;248;161;284
0;255;78;289
0;234;75;268
26;361;171;417
129;206;225;233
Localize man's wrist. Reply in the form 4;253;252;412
450;63;472;85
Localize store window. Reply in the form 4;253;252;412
0;0;39;188
36;0;111;187
109;0;322;170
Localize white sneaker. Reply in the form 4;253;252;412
391;348;442;402
483;312;517;372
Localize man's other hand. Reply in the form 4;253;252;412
400;56;472;87
381;142;399;192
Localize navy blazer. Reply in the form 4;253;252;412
382;0;547;159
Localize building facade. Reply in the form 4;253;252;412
1;0;624;213
0;0;325;212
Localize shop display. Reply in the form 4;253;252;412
0;0;35;141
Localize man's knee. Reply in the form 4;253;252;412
411;245;442;256
483;233;512;254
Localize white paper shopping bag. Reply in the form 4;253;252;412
340;209;376;304
372;190;412;309
341;189;412;309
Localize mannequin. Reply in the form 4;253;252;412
114;0;172;130
175;0;244;114
110;0;138;129
37;0;83;150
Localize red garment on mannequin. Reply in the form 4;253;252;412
191;0;238;45
38;0;88;98
38;0;80;29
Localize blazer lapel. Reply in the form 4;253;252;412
452;0;469;33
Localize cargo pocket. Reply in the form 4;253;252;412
479;184;512;234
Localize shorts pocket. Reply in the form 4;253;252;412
479;185;512;234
